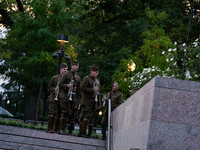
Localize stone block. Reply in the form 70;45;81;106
112;77;200;150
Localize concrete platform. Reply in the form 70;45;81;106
111;77;200;150
0;124;106;150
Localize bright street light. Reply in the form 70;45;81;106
52;34;70;74
127;60;136;72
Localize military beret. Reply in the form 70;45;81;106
90;64;99;71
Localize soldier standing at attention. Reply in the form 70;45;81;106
59;60;80;135
101;81;123;140
67;71;81;135
47;63;68;133
78;65;101;138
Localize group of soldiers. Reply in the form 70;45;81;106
47;60;123;140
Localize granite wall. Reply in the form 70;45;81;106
111;77;200;150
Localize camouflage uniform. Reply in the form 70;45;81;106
101;90;123;140
79;75;101;137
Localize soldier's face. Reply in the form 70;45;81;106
60;67;68;74
71;64;79;72
112;83;118;91
90;71;99;78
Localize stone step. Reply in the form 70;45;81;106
0;125;106;150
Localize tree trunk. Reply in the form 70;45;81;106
42;96;47;126
34;83;43;125
23;95;37;121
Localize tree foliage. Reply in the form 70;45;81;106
0;0;77;117
112;7;175;98
0;0;199;117
0;39;12;59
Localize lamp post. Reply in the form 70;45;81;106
183;3;199;79
52;34;70;74
39;34;70;125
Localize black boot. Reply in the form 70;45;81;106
101;127;106;140
59;118;67;135
78;120;89;138
54;118;60;134
49;116;55;133
68;122;74;135
46;115;51;133
59;129;66;135
88;125;93;138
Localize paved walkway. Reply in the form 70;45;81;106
0;125;106;150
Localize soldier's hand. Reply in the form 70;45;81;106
96;105;100;110
55;87;58;92
67;83;73;89
93;87;99;92
74;105;78;110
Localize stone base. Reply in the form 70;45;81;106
112;77;200;150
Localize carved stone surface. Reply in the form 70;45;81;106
112;77;200;150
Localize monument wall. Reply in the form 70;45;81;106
111;77;200;150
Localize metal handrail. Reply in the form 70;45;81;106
108;98;111;150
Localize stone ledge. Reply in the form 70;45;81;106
154;76;200;92
0;125;106;150
112;77;200;150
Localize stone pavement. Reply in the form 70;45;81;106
0;124;106;150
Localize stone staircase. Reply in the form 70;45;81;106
0;125;106;150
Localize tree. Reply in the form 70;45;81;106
111;7;174;97
0;0;199;120
66;0;200;93
0;0;76;121
163;39;200;81
65;0;148;92
0;39;12;59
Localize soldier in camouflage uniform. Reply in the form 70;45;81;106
78;65;101;138
47;63;68;133
101;81;123;140
59;60;80;135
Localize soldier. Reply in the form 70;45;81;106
47;63;68;133
78;65;101;138
101;81;123;140
67;72;81;135
59;60;80;135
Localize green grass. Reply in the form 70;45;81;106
90;132;102;139
0;118;47;130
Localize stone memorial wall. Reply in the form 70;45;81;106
111;77;200;150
